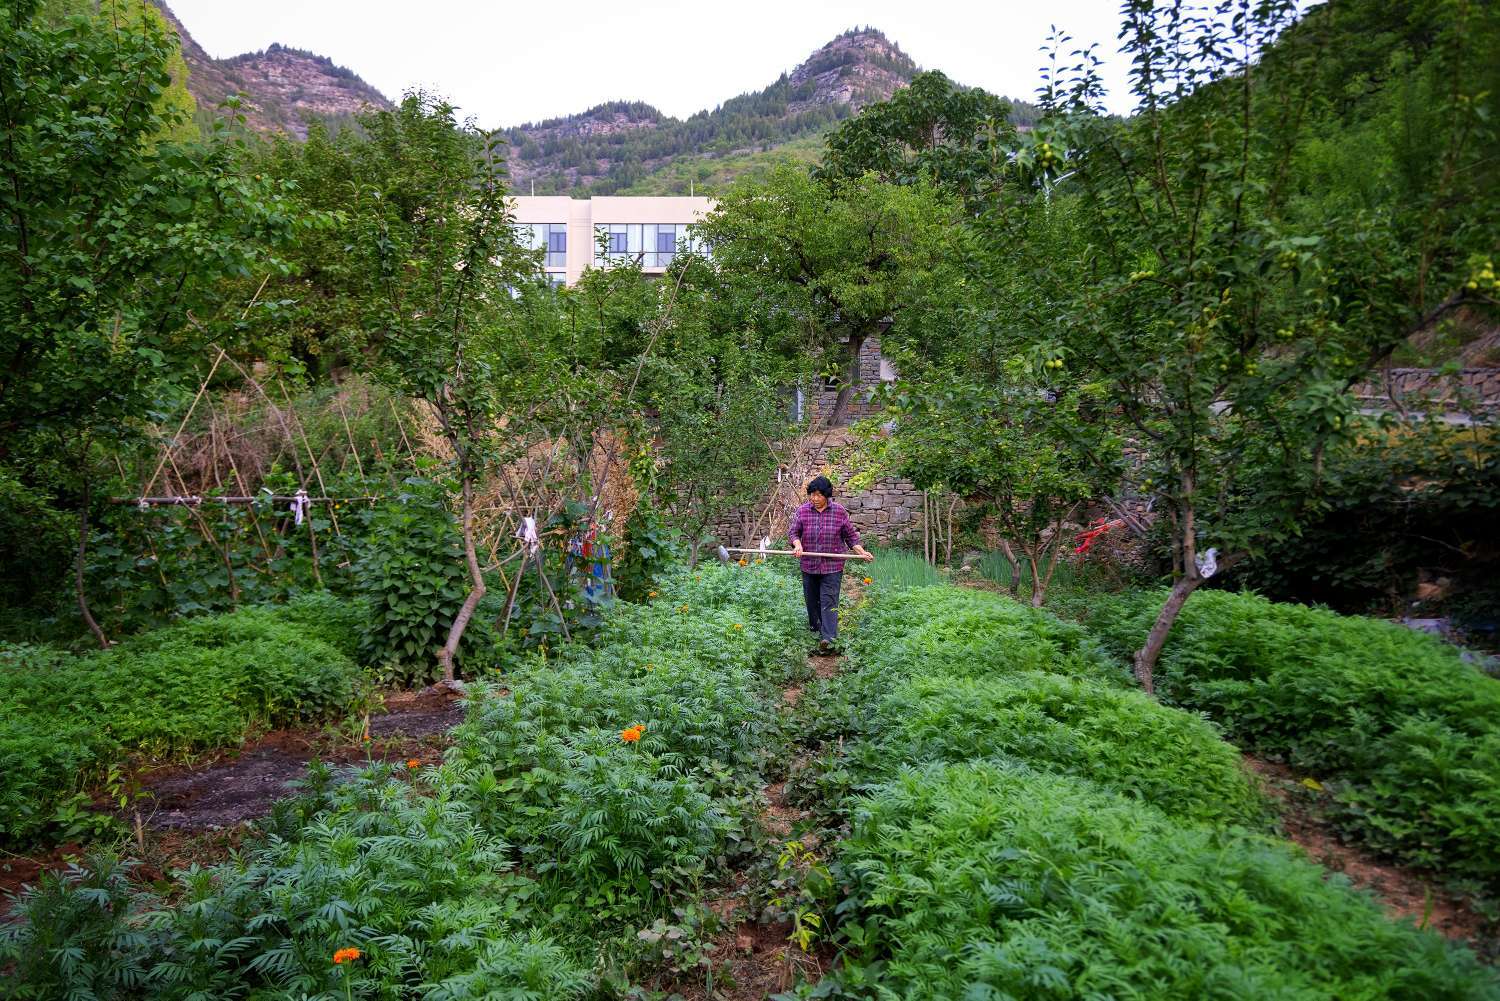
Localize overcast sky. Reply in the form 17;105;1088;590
166;0;1146;127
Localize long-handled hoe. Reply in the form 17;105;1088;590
715;546;866;564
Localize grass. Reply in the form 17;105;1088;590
866;546;942;590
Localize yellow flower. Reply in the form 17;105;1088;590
648;590;658;598
1300;777;1324;792
733;623;743;630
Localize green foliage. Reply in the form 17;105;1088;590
351;475;467;678
1;561;806;995
861;672;1265;827
0;595;360;846
818;70;1017;210
693;165;959;427
613;500;682;602
849;585;1119;684
1086;589;1500;889
831;760;1497;999
1229;422;1500;619
862;547;940;590
0;0;303;606
447;562;800;918
862;371;1123;606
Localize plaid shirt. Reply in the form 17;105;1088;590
789;501;860;574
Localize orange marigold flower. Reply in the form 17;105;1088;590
648;590;658;598
863;576;873;585
621;726;642;743
737;558;747;566
406;758;421;770
333;947;362;965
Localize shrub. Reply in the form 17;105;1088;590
864;671;1266;826
351;475;468;680
834;760;1498;1000
1086;589;1500;887
851;585;1120;683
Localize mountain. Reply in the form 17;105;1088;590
152;2;392;137
497;28;932;195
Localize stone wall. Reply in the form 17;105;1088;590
711;424;934;547
840;476;928;542
1352;367;1500;415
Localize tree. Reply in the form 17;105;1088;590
870;366;1122;606
0;0;299;643
693;166;958;427
987;0;1498;690
346;94;536;684
818;69;1016;211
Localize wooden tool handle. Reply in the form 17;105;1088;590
723;547;864;559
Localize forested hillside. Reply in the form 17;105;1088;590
152;0;393;136
496;28;1040;194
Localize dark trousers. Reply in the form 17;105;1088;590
802;570;843;642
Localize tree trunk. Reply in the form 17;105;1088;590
437;474;485;685
823;335;865;428
75;474;109;649
1132;571;1202;694
997;539;1022;597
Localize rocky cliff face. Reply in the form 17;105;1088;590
785;28;917;114
152;2;392;137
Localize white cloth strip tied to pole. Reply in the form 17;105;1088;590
517;515;540;555
291;488;311;527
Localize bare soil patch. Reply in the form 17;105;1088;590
134;688;464;832
1;687;468;916
1245;756;1495;956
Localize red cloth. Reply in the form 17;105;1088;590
789;501;860;573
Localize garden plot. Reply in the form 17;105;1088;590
785;583;1500;998
1;564;816;998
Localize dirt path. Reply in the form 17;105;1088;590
1245;756;1495;958
671;621;855;999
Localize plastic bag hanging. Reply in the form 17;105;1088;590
1195;547;1219;579
291;488;311;526
517;515;540;555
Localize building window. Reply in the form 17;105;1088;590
512;223;568;269
595;223;702;268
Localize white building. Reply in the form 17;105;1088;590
508;195;713;286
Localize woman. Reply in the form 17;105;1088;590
789;475;873;652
